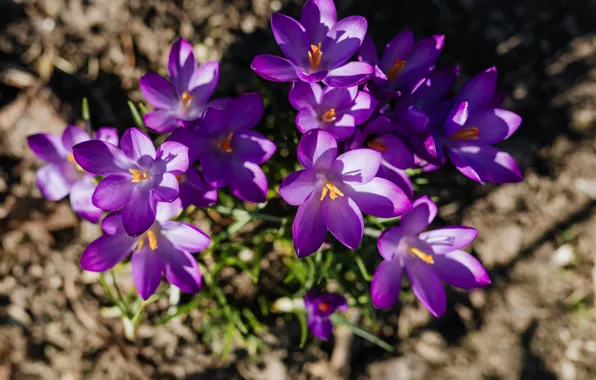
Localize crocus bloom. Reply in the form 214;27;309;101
279;129;412;257
27;125;118;223
168;94;276;203
140;38;221;133
358;30;445;97
73;128;189;236
439;68;523;183
80;199;210;300
347;117;414;198
289;82;376;140
251;0;373;87
176;167;217;209
371;196;490;317
304;289;347;341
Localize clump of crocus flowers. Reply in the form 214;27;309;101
27;0;522;344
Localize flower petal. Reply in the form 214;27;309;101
321;195;363;249
122;185;157;236
307;315;333;341
379;29;414;73
152;173;179;202
346;177;412;218
28;133;67;163
420;226;478;254
70;177;102;223
350;90;377;125
464;109;522;144
200;107;231;136
167;37;196;95
320;86;357;110
160;221;211;252
433;250;491;289
189;61;219;104
371;259;403;309
358;34;379;66
297;129;338;170
376;134;414;169
132;246;165;300
301;0;337;44
271;13;309;67
102;211;125;235
121;128;156;162
92;174;135;211
62;125;91;152
377;226;405;260
226;93;265;132
251;54;300;82
448;144;523;184
289;81;322;110
296;108;323;134
155;198;183;222
80;233;137;272
393;37;442;88
36;164;73;201
139;72;177;109
378;164;414;199
232;131;276;164
323;62;373;88
95;127;119;146
445;101;469;137
73;140;134;175
162;244;202;294
331;148;381;184
166;129;204;163
454;67;498;111
144;110;179;134
293;192;327;258
178;168;218;209
229;161;268;203
322;16;368;69
155;141;189;174
401;195;437;235
404;256;447;317
201;154;230;189
279;168;318;206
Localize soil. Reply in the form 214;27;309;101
1;0;596;379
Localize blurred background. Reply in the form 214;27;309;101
0;0;595;379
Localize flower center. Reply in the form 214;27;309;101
317;302;330;313
451;127;479;141
386;59;406;81
409;247;434;264
182;91;196;111
67;153;85;172
367;140;387;152
321;109;336;122
175;174;184;183
308;43;323;70
129;168;149;183
218;132;234;153
320;181;344;201
136;230;158;251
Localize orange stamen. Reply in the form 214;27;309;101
409;247;434;264
386;59;406;81
367;140;387;152
137;230;158;251
320;181;344;201
182;91;195;111
452;127;479;141
67;153;85;172
317;302;330;313
129;168;149;183
308;43;323;70
218;132;234;153
321;108;336;122
175;174;184;183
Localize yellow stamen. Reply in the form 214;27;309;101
308;43;323;70
136;230;158;251
67;153;85;171
182;91;195;111
409;247;434;264
218;132;234;153
320;181;344;201
452;127;479;141
386;59;406;81
321;108;336;122
317;302;330;313
129;168;149;183
367;140;387;152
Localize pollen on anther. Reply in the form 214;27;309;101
451;127;480;141
387;59;406;81
308;43;323;70
367;140;387;152
129;168;148;183
409;247;434;264
321;109;336;122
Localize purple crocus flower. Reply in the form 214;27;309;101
73;128;189;236
176;167;217;209
80;199;210;300
27;125;118;223
251;0;373;88
140;38;221;133
371;196;490;317
168;93;276;203
358;30;445;97
304;289;347;341
289;82;376;140
279;129;412;258
439;68;523;183
347;117;414;198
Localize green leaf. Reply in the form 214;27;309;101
296;312;308;348
128;100;147;130
330;314;394;352
355;255;371;282
82;97;90;121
